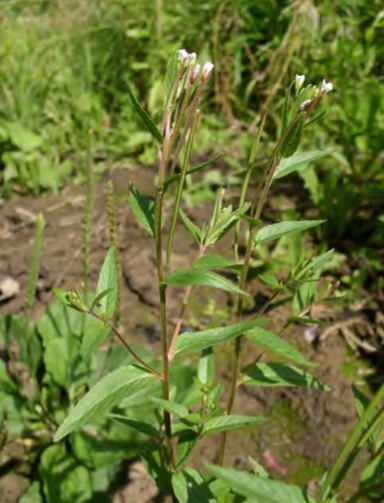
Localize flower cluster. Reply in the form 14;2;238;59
177;48;214;84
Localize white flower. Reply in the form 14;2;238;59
295;74;305;91
202;61;214;81
186;52;197;66
190;64;201;84
177;49;188;63
321;79;333;93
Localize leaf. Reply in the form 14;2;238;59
165;268;246;294
242;363;330;391
150;397;189;418
179;208;201;243
172;468;216;503
206;464;315;503
126;82;163;144
44;337;70;387
280;112;305;158
128;182;156;237
164;52;179;101
274;150;333;179
244;327;314;367
352;386;382;448
194;254;232;269
203;415;266;435
248;457;269;478
108;414;158;438
296;249;334;278
19;481;44;503
5;121;43;151
258;274;282;290
96;248;117;319
254;220;325;245
175;319;268;357
205;204;251;246
54;365;155;441
198;348;214;387
80;322;110;361
164;155;222;189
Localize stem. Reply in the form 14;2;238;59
166;112;200;272
89;311;162;378
168;245;207;360
320;382;384;503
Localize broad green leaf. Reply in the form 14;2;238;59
44;337;70;387
280;112;305;158
244;327;314;367
126;82;163;144
108;414;158;438
274;150;333;179
172;468;215;503
242;363;330;391
150;397;189;418
198;348;214;387
206;464;315;503
128;182;156;237
179;208;201;243
96;248;117;319
165;268;246;294
165;155;222;190
205;204;251;246
248;457;269;478
194;254;232;269
175;319;268;357
203;415;266;435
81;322;110;361
5;121;43;151
254;220;325;245
54;365;155;441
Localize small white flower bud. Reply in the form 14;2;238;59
321;79;333;93
190;64;201;84
299;99;312;111
186;52;197;67
295;74;305;92
177;49;188;63
202;61;214;81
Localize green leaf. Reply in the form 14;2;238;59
108;414;158;438
242;363;330;391
198;348;214;387
80;322;110;361
165;268;246;295
4;121;43;151
175;319;268;357
258;274;282;290
203;415;266;435
19;481;44;503
254;220;325;245
165;155;222;190
205;204;251;246
54;365;155;441
150;397;189;418
194;254;232;269
206;464;314;503
280;112;305;158
164;52;179;101
96;248;117;319
244;327;314;367
172;468;215;503
248;457;269;478
274;150;333;179
126;82;163;144
352;386;382;447
179;208;201;243
295;249;334;279
128;182;156;237
44;337;71;388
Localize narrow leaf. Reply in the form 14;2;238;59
198;348;214;387
194;254;232;269
126;82;163;144
96;248;117;319
274;150;333;179
254;220;325;245
108;414;158;438
280;113;305;158
179;208;201;243
244;327;314;367
206;464;314;503
175;319;268;357
165;269;246;294
248;457;269;478
164;155;222;190
54;365;155;441
205;204;251;246
128;182;155;237
204;415;266;435
150;397;189;419
242;363;330;391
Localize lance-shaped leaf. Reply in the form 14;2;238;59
164;155;222;190
205;204;251;246
54;366;155;441
179;208;201;243
172;469;215;503
280;112;305;158
194;254;232;270
108;414;158;438
206;464;315;503
96;248;118;319
203;415;266;435
128;182;156;237
126;82;163;144
244;327;314;367
254;220;325;245
274;150;333;180
165;268;246;294
241;363;330;391
175;319;268;357
198;348;214;387
150;397;189;419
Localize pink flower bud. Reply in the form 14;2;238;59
190;64;201;84
202;62;214;82
299;99;312;111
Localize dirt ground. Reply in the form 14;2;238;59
1;166;383;502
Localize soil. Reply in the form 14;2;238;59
0;165;382;502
